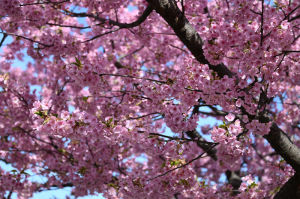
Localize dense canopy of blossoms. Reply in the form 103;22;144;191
0;0;300;198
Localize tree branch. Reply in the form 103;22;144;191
264;123;300;172
185;129;217;160
260;122;300;198
147;2;300;197
273;173;300;199
147;143;218;181
64;5;153;29
146;0;233;78
0;33;7;47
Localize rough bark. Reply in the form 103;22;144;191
264;123;300;173
264;124;300;198
274;173;300;199
186;129;217;160
146;0;233;78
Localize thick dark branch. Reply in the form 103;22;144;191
264;123;300;172
274;173;300;199
285;5;300;21
186;104;218;160
186;129;242;192
258;121;300;197
225;170;242;194
146;0;233;78
186;130;217;160
289;14;300;22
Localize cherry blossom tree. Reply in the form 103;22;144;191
0;0;300;198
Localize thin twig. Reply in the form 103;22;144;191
0;33;7;47
63;5;153;29
82;29;120;42
147;143;218;181
97;73;167;84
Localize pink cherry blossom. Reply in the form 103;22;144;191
225;113;235;122
0;0;299;198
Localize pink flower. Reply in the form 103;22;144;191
225;113;235;122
